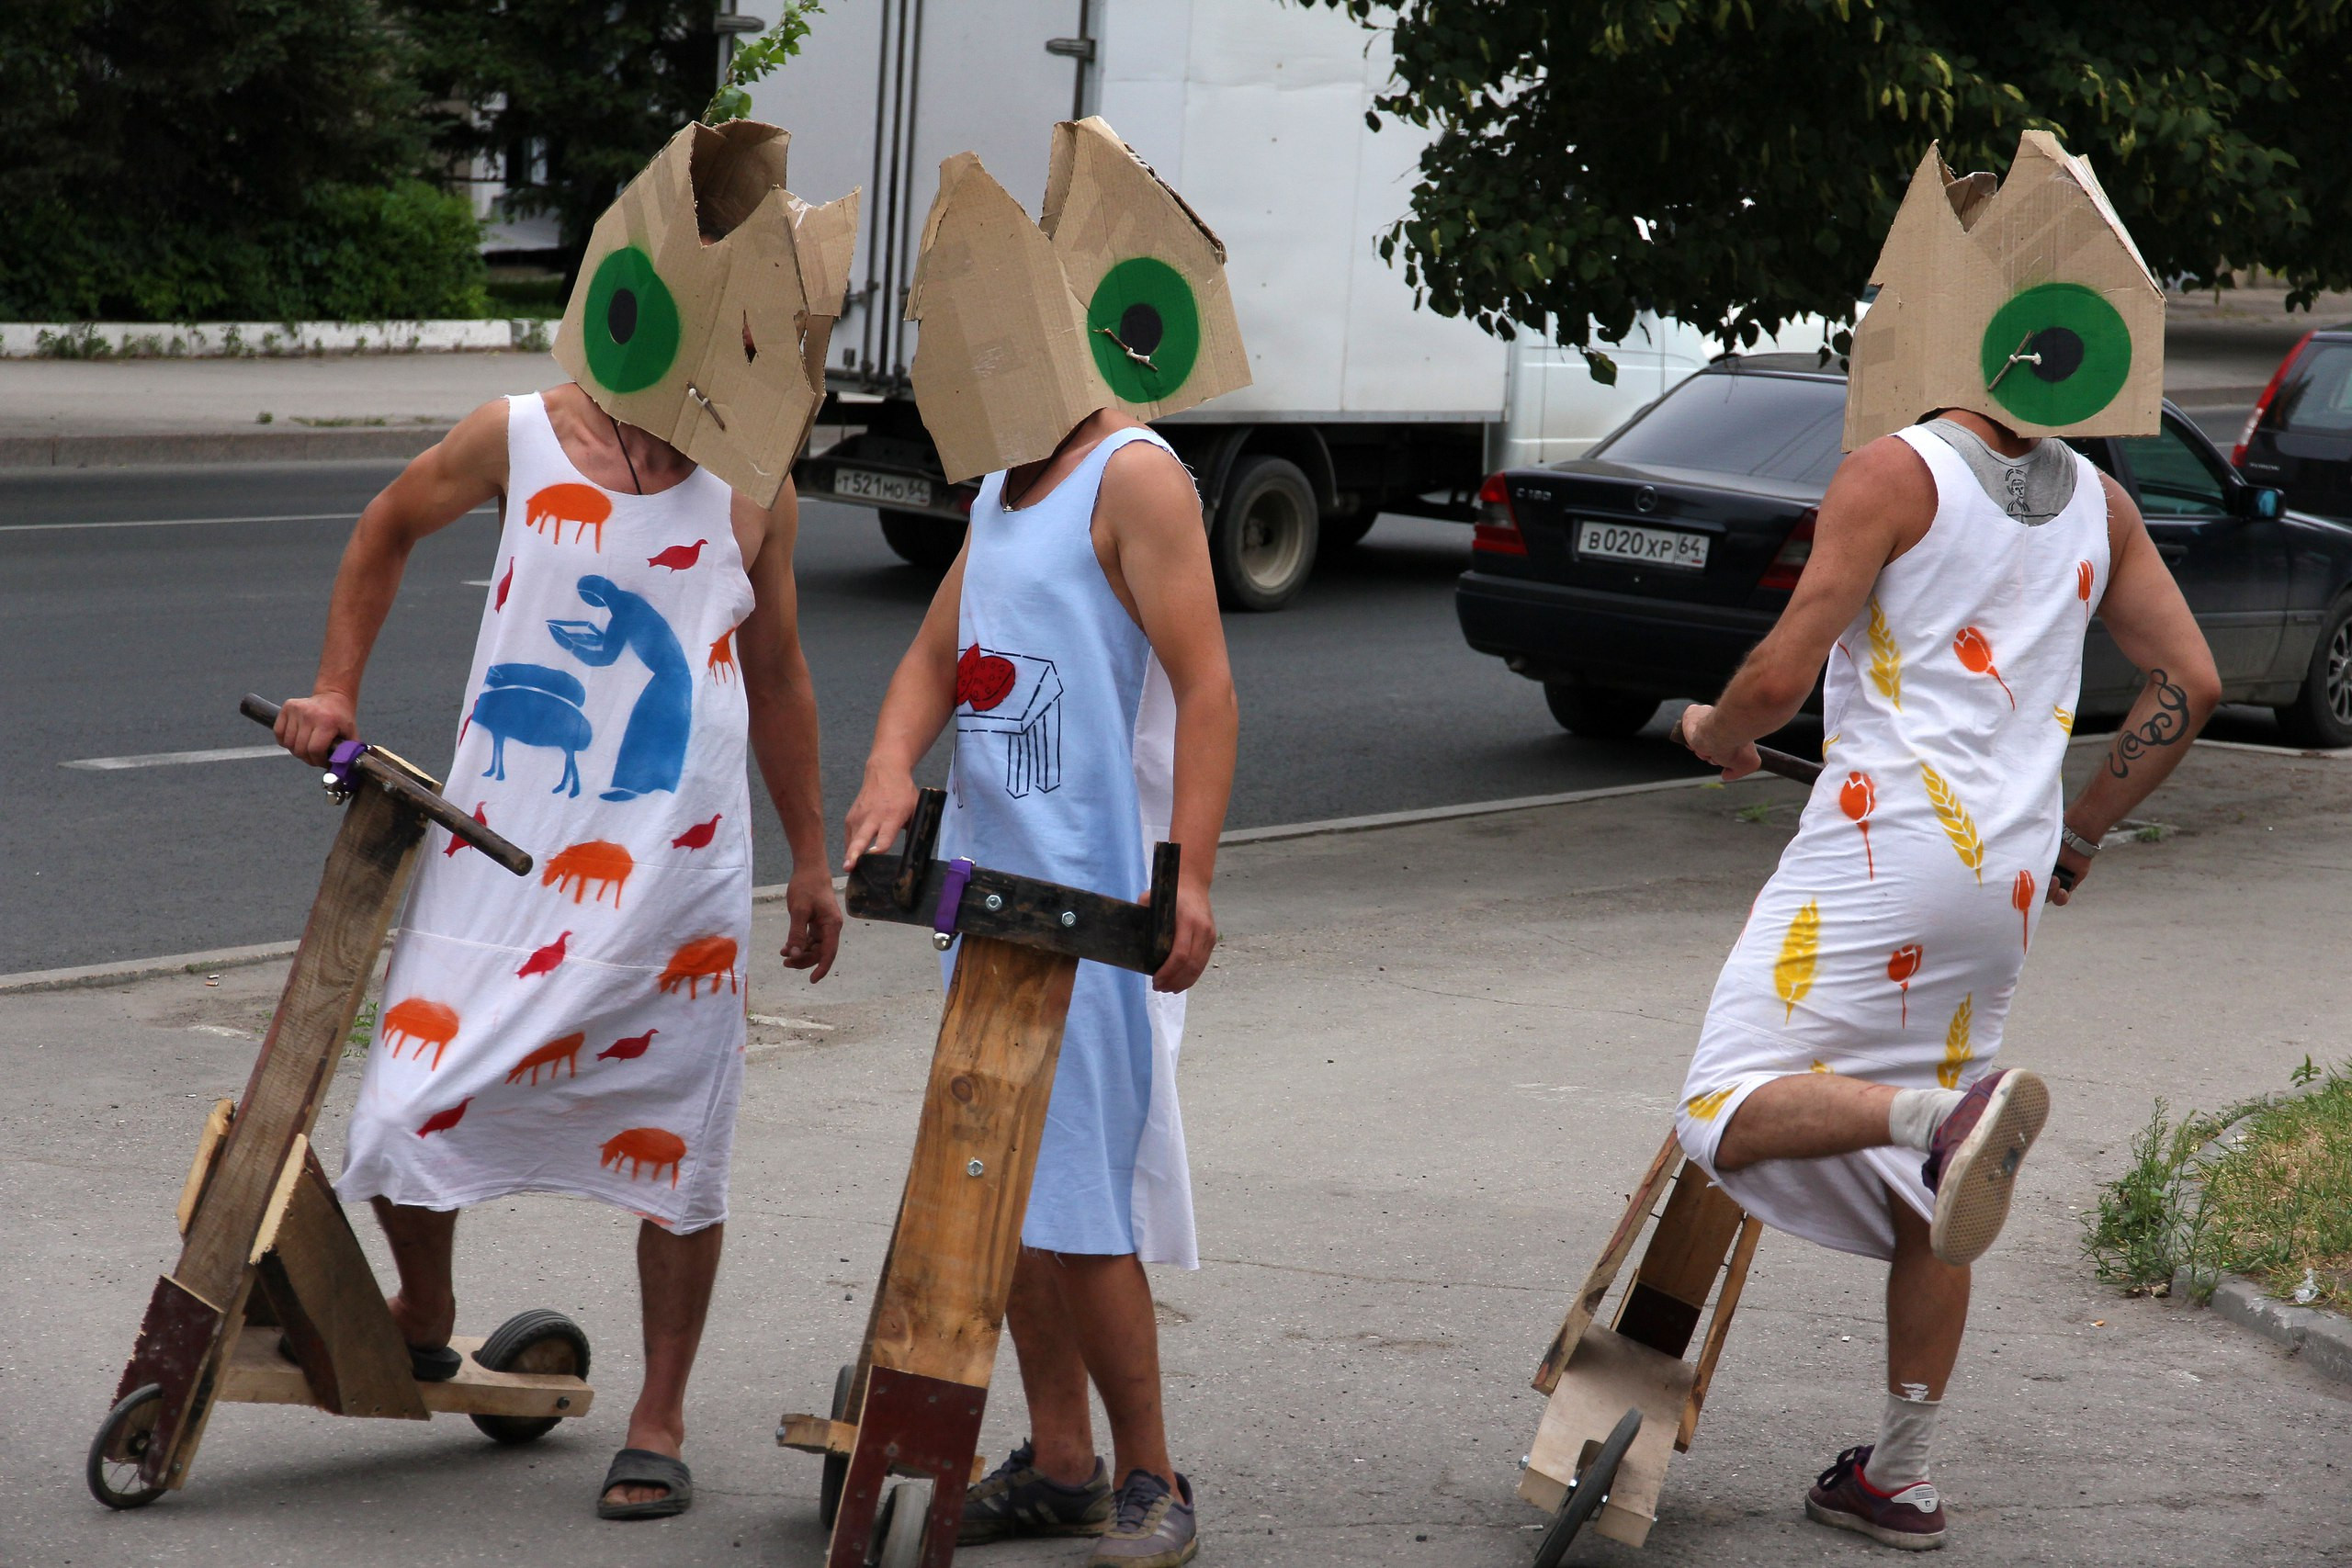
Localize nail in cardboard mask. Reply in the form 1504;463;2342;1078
555;120;861;506
1844;130;2163;451
906;116;1250;483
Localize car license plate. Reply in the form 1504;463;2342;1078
1575;519;1708;570
831;467;933;508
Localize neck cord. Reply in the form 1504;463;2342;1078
607;409;643;495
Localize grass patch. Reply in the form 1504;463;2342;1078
2085;1059;2352;1309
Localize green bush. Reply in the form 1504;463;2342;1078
0;181;486;321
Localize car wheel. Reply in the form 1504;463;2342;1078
2275;594;2352;748
1544;683;1660;738
878;510;966;571
1211;457;1318;611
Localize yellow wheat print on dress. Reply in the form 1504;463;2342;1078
1917;761;1986;884
1938;993;1975;1089
2052;704;2075;734
1774;899;1821;1021
1867;598;1903;708
1685;1084;1739;1121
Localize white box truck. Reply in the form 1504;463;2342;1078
755;0;1833;608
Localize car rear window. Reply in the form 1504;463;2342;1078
2270;340;2352;435
1591;371;1849;486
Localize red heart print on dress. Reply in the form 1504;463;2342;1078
956;643;1017;712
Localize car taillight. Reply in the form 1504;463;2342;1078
1472;472;1527;556
1758;507;1817;591
2234;330;2312;468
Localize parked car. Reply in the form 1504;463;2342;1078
2232;327;2352;518
1457;355;2352;748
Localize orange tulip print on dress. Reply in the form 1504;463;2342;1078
381;998;460;1069
601;1126;687;1186
2075;559;2095;619
505;1032;585;1086
1886;943;1923;1027
542;840;635;907
658;935;739;998
1839;771;1878;879
525;483;611;550
1953;626;2015;707
2012;869;2036;950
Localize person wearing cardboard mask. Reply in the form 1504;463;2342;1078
842;118;1247;1568
270;120;857;1520
1670;132;2220;1551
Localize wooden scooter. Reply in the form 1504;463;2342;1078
1514;743;1820;1565
86;695;596;1510
776;787;1179;1568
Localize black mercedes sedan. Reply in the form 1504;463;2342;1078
1456;355;2352;748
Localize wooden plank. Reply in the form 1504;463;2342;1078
175;1099;235;1235
174;783;424;1310
247;1134;308;1265
1532;1130;1683;1393
866;936;1079;1389
1677;1214;1762;1451
256;1152;426;1420
1612;1166;1747;1359
776;1416;989;1483
1519;1325;1693;1551
216;1332;593;1419
848;856;1164;975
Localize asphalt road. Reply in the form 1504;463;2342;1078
0;463;1718;974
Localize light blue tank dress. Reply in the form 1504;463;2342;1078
939;426;1197;1267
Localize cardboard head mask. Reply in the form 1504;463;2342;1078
906;116;1250;482
555;120;860;506
1843;130;2163;451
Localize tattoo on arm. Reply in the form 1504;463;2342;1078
2107;669;2190;779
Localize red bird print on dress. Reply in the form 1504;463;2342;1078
598;1028;659;1062
516;931;571;979
672;813;721;851
415;1097;472;1137
494;558;514;612
648;539;706;571
444;802;490;857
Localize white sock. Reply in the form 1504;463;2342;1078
1863;1390;1940;1492
1888;1088;1965;1153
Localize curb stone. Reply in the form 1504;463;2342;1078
0;426;452;470
2174;1266;2352;1384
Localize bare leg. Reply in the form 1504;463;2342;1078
1714;1074;1898;1171
602;1218;724;1509
1047;1252;1175;1492
1886;1201;1968;1398
1004;1246;1102;1486
370;1198;457;1348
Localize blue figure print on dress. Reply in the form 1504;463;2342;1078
954;642;1063;796
547;574;693;801
470;663;594;797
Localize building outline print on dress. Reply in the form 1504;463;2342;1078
956;641;1066;796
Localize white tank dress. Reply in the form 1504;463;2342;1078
939;426;1197;1269
1675;424;2109;1260
336;392;756;1234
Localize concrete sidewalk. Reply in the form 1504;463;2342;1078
5;745;2350;1567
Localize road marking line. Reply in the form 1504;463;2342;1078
0;512;351;534
62;744;289;771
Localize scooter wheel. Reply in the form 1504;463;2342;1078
1531;1405;1641;1568
87;1383;168;1509
469;1308;591;1445
873;1476;933;1568
820;1362;856;1529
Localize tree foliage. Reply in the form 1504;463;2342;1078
707;2;824;124
1295;0;2352;378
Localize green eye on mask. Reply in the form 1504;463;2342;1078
1979;282;2132;425
581;246;683;395
1085;256;1202;403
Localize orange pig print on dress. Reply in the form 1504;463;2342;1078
381;998;461;1069
658;935;739;998
525;483;611;550
505;1032;586;1086
707;627;737;683
542;840;635;907
601;1126;687;1186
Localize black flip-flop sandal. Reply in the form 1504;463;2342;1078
597;1448;693;1520
276;1335;463;1382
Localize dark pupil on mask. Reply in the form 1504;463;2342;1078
1118;302;1164;356
2028;326;2084;383
608;288;639;345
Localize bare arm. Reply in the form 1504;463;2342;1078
841;545;967;868
737;479;842;979
2047;474;2222;904
1098;443;1239;992
274;400;511;763
1680;435;1931;774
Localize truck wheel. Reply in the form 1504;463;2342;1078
1212;457;1318;611
1544;683;1659;738
1321;504;1379;550
879;511;966;571
2274;594;2352;749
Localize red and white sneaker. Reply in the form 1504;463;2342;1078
1805;1445;1946;1551
1923;1067;2049;1266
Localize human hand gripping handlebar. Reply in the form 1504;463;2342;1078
241;694;533;875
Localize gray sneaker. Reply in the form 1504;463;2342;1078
1087;1470;1197;1568
958;1442;1113;1545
